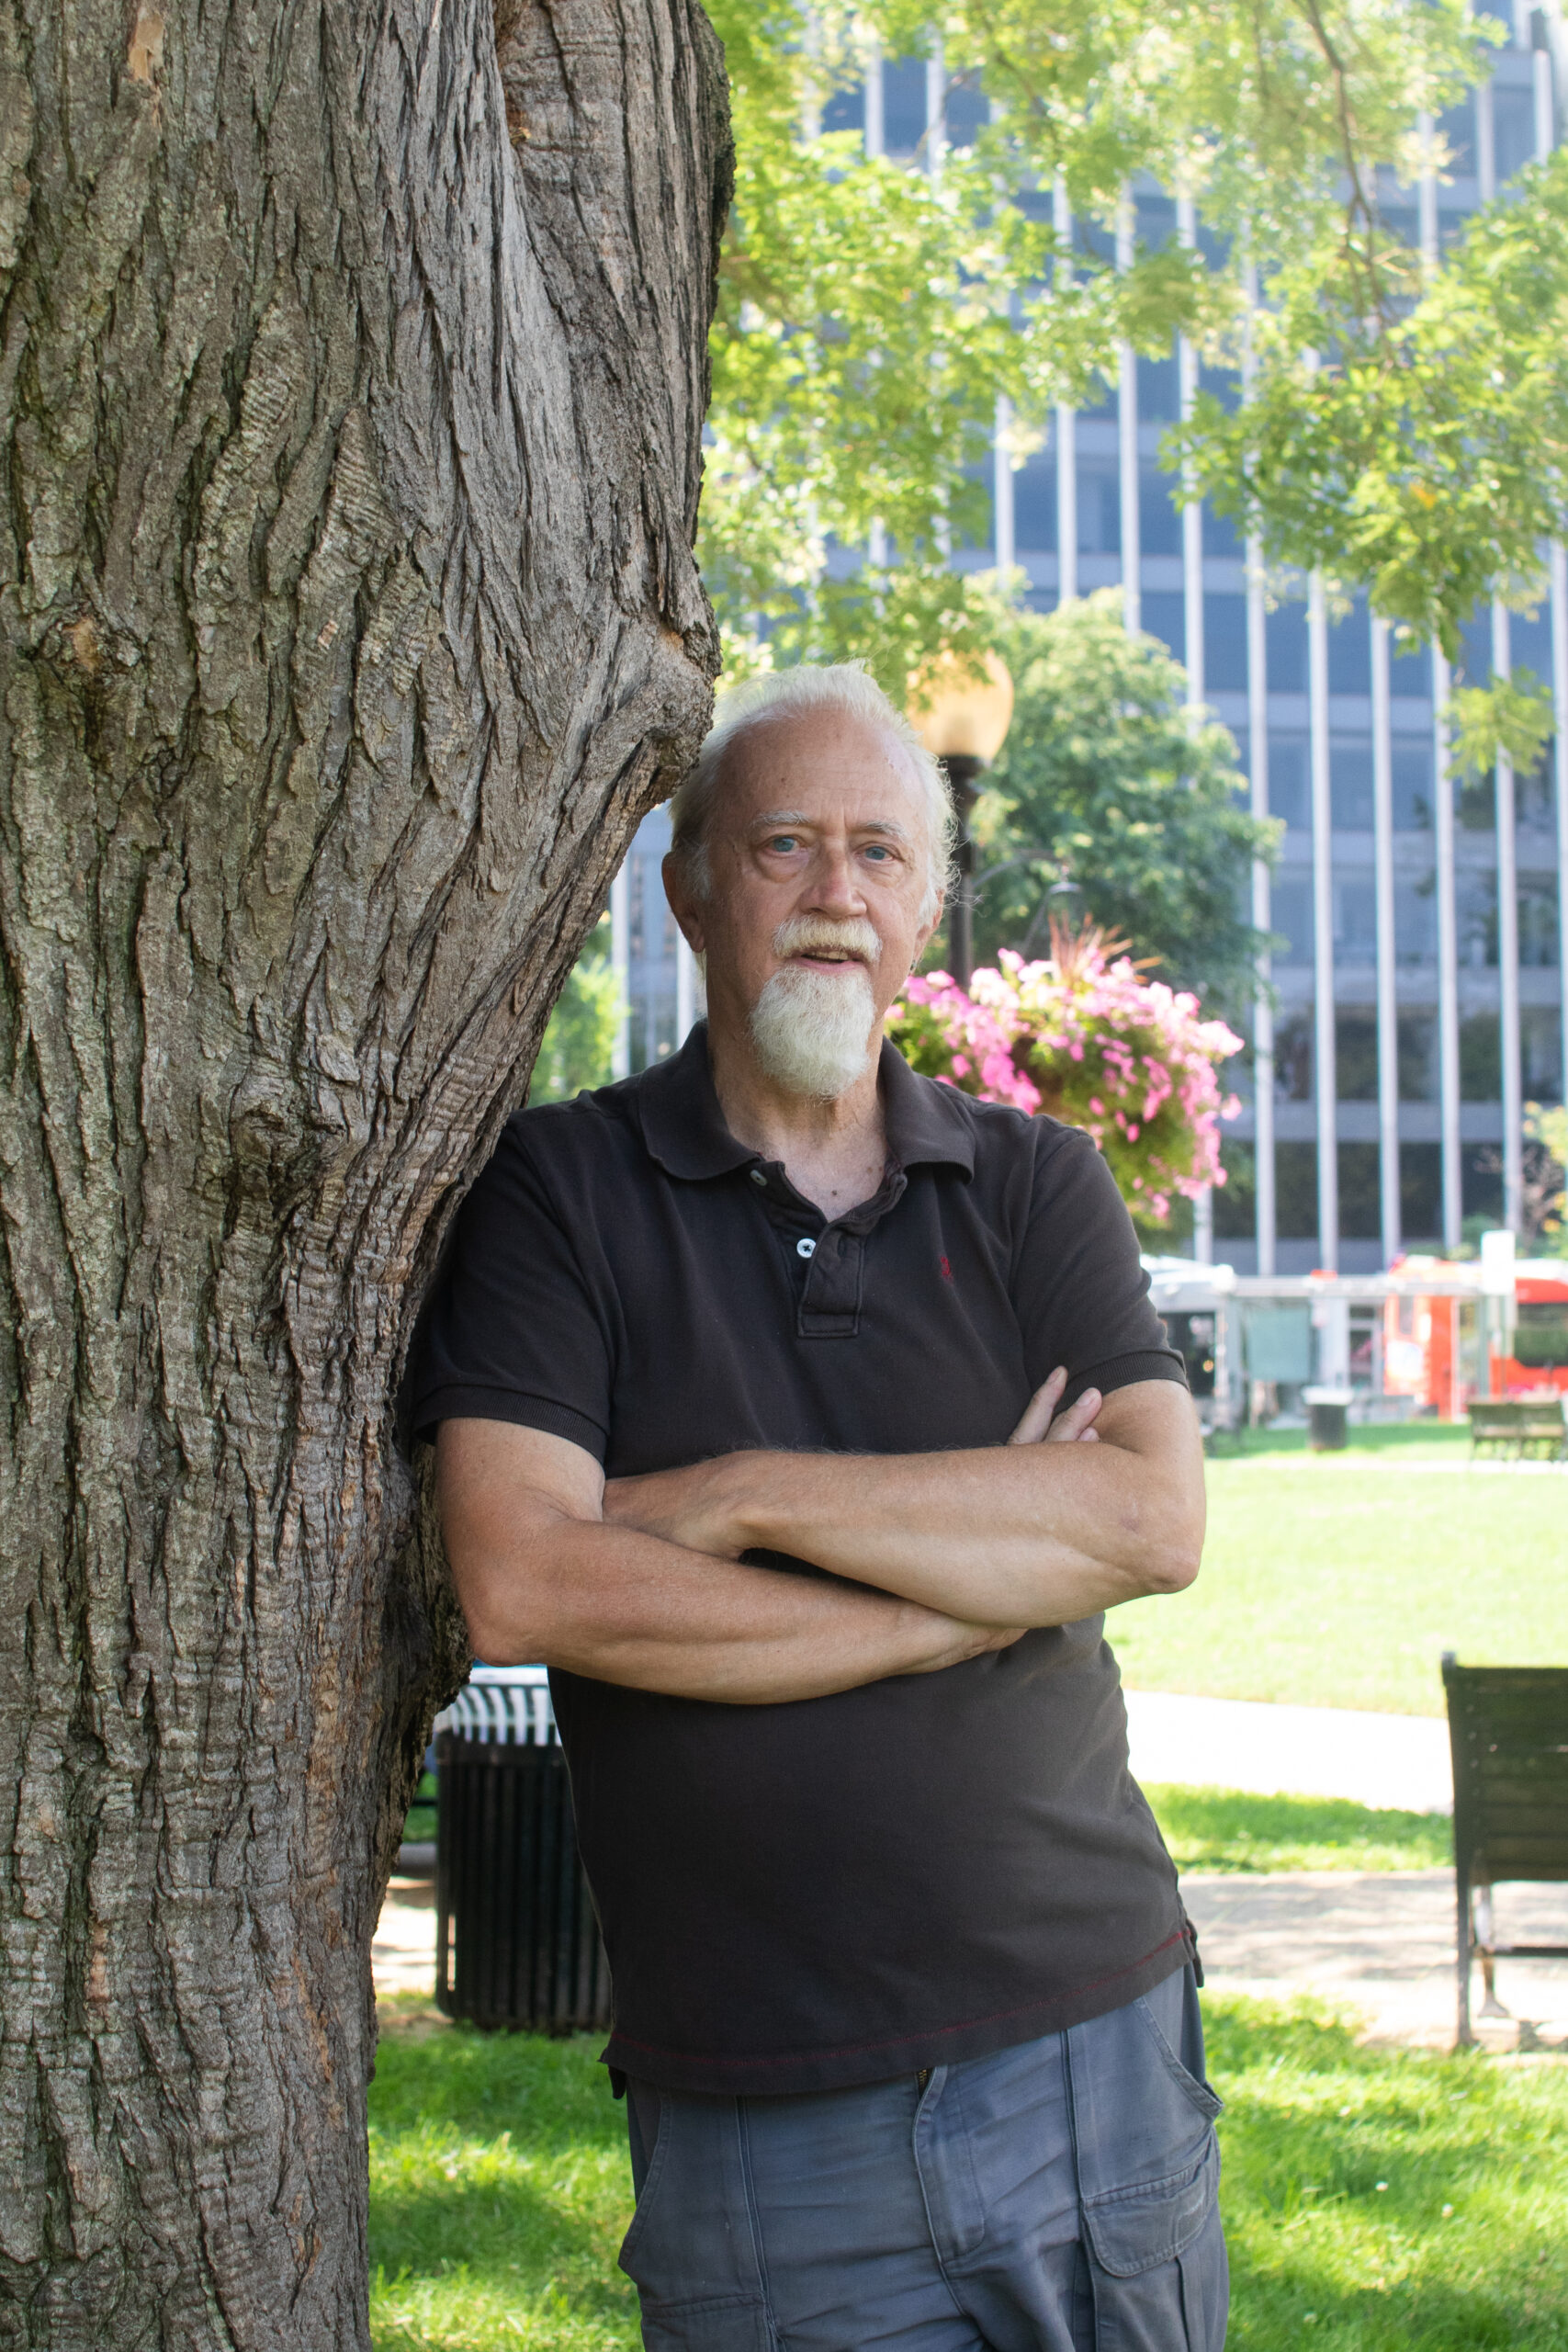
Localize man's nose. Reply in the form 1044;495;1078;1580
803;842;864;911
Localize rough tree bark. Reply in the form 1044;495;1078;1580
0;0;728;2335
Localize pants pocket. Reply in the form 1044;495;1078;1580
1081;2132;1228;2352
618;2092;773;2349
1134;1972;1224;2123
1082;2129;1218;2278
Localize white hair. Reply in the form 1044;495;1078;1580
669;663;956;922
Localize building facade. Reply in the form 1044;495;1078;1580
618;9;1568;1274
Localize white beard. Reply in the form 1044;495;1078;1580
749;962;878;1101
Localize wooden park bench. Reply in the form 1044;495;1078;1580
1443;1657;1568;2046
1468;1399;1566;1463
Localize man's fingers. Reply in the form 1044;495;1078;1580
1008;1366;1066;1445
1044;1386;1102;1444
1009;1370;1106;1447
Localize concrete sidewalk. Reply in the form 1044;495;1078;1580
375;1874;438;1997
1124;1688;1452;1814
1183;1869;1568;2052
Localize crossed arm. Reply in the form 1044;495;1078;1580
435;1368;1206;1706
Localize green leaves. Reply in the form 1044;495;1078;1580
972;591;1280;1013
528;921;623;1104
1448;671;1555;783
1177;146;1568;659
700;3;1561;729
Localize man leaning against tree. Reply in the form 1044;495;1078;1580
409;664;1226;2351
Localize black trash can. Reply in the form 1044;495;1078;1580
434;1668;613;2033
1303;1386;1353;1453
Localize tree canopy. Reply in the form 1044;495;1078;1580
700;0;1555;725
972;592;1279;1012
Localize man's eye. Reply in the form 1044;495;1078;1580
766;835;800;853
863;844;893;862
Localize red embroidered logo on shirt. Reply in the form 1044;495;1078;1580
939;1255;953;1283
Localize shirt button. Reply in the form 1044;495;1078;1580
750;1169;767;1188
796;1237;817;1259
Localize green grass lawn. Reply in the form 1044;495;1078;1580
1145;1787;1451;1873
369;2010;634;2351
1110;1440;1568;1716
1203;1422;1474;1464
367;1998;1568;2351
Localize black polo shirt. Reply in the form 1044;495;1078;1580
412;1023;1195;2097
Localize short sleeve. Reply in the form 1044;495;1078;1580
405;1123;614;1461
1012;1127;1188;1408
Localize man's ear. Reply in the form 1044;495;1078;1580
662;850;706;956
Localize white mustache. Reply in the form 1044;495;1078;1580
772;915;882;966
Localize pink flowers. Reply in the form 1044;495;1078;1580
888;924;1244;1229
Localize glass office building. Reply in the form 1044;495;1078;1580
620;13;1568;1273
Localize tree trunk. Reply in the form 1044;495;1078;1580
0;0;728;2334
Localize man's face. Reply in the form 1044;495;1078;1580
665;709;941;1046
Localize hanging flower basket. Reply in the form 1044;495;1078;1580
888;923;1244;1227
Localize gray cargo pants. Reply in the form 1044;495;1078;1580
621;1962;1227;2349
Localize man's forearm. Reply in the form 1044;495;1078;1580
604;1385;1204;1629
454;1510;1016;1704
728;1444;1187;1623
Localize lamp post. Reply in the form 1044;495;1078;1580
1047;867;1083;930
908;651;1014;989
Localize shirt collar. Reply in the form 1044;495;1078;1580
877;1030;977;1176
634;1022;976;1182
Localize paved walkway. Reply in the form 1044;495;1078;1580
1123;1689;1452;1813
376;1874;438;1998
1183;1870;1568;2052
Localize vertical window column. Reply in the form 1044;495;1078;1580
993;396;1016;576
1310;574;1339;1267
1248;560;1276;1274
1478;72;1523;1235
1178;194;1210;1259
1420;119;1462;1250
1494;600;1524;1229
1116;197;1140;633
1435;648;1462;1250
1371;618;1401;1263
1054;175;1077;602
1177;195;1204;707
1244;273;1276;1274
863;36;884;157
1476;72;1496;201
925;39;945;179
610;863;631;1081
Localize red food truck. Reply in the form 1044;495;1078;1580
1382;1259;1568;1419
